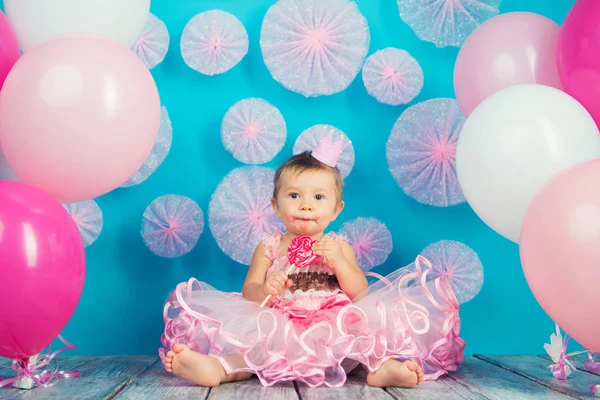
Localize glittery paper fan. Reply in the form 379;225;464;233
221;98;287;164
141;195;204;258
64;200;103;247
338;217;393;272
181;10;249;76
260;0;370;97
133;13;170;69
386;98;466;207
0;148;17;180
121;106;173;188
209;166;284;265
420;240;484;304
293;125;354;179
397;0;501;48
361;48;424;106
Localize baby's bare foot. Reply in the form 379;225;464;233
164;349;174;373
168;344;226;387
367;359;424;388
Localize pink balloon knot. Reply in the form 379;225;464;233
0;335;80;388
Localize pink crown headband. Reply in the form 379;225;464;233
311;131;349;167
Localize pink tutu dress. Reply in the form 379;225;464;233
160;232;464;387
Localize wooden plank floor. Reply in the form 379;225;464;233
0;355;598;399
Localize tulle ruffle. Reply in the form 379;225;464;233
160;255;464;387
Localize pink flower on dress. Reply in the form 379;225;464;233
275;293;352;327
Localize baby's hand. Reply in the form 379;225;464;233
263;271;293;298
312;237;346;269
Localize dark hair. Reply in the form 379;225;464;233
273;151;343;202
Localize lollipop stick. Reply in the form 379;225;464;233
259;263;296;308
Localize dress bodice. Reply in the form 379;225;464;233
261;231;346;299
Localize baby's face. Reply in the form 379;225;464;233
272;169;343;237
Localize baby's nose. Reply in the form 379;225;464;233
300;203;313;211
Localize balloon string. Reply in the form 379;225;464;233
0;335;80;388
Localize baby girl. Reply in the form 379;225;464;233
160;133;464;388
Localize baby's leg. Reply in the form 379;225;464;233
165;344;252;387
363;359;424;388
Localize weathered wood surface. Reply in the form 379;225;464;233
0;356;155;400
387;375;485;400
113;359;210;400
450;356;573;399
296;372;392;400
478;354;596;400
0;355;593;399
208;377;297;400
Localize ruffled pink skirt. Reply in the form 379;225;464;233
159;256;464;388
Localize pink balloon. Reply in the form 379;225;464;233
0;11;20;90
520;159;600;353
0;180;86;360
0;34;160;203
557;0;600;128
454;12;562;117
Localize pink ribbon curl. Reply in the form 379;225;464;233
0;335;80;389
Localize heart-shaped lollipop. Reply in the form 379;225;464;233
259;235;318;307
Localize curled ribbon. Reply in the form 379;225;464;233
0;335;81;389
545;324;576;380
585;353;600;373
586;353;600;397
544;323;594;381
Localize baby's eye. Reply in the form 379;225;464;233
315;194;324;200
289;193;299;199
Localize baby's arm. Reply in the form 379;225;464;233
335;242;369;301
241;243;274;303
313;237;368;300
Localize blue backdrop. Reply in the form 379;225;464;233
4;0;577;356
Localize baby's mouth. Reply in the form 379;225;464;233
294;216;316;222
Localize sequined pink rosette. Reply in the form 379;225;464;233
259;235;318;307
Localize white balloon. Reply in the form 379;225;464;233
456;84;600;243
5;0;150;51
